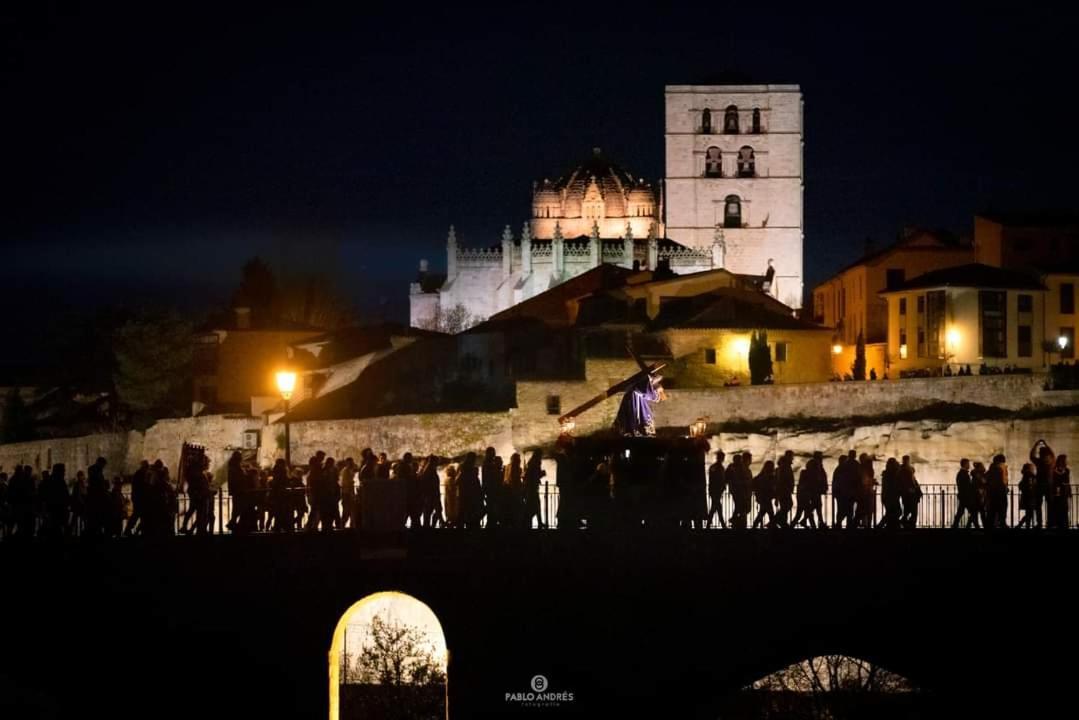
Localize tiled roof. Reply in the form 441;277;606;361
880;263;1045;293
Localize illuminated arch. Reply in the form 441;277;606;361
328;591;449;720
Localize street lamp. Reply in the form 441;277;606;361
1059;335;1069;352
276;370;297;465
689;417;708;438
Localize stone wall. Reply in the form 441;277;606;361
3;374;1078;482
656;374;1079;428
260;412;514;466
0;432;128;475
705;415;1079;488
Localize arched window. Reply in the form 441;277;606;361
724;195;742;228
737;146;755;177
752;107;762;134
704;146;723;177
329;592;448;720
724;105;739;134
701;108;712;134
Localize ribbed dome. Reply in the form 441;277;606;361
627;184;655;204
534;179;561;204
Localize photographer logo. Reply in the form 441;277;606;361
505;674;575;708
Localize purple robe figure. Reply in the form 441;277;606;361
614;373;663;437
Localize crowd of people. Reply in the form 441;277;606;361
0;439;1072;540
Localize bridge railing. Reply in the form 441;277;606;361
4;482;1077;539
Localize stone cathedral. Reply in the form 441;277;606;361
410;83;804;328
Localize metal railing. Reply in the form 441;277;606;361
3;482;1077;540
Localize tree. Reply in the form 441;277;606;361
852;330;866;381
352;611;446;687
748;329;773;385
417;303;477;334
112;311;194;426
742;655;916;720
0;388;35;443
233;257;356;330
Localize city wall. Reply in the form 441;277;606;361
2;375;1077;488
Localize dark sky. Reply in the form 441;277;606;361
3;4;1077;336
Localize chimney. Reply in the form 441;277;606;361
234;306;251;330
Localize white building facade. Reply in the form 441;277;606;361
664;84;804;308
410;149;718;329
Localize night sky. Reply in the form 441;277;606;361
3;5;1077;341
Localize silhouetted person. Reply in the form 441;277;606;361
304;454;324;531
84;457;110;539
808;451;828;528
39;463;69;539
1031;440;1055;528
951;459;976;529
1049;454;1072;529
898;455;921;528
69;469;87;535
269;459;291;532
1016;463;1038;529
319;457;340;532
707;451;727;528
418;455;443;528
503;453;524;528
524;450;546;529
971;461;989;528
853;454;876;528
986;454;1009;529
792;459;816;528
481;447;503;528
338;458;357;529
728;453;752;529
457;452;483;528
124;460;151;536
775;451;795;528
376;452;391;479
751;460;776;529
225;450;245;531
143;461;177;537
443;464;459;528
877;457;902;529
107;477;126;537
832;455;853;529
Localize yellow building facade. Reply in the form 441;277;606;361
812;230;973;345
881;264;1047;375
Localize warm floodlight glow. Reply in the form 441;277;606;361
560;419;576;434
946;327;960;349
275;370;297;400
690;417;708;438
1059;335;1069;350
733;337;751;356
832;344;843;355
899;343;908;360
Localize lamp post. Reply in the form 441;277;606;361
276;370;297;466
1059;335;1069;354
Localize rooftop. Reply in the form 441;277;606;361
880;263;1046;293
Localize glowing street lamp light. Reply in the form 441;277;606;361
276;370;298;465
689;417;708;438
832;343;843;355
1059;335;1069;351
946;327;961;350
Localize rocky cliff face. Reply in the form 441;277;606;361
705;416;1079;486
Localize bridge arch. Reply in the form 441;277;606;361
328;590;449;720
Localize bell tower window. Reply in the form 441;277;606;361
737;146;755;178
724;105;739;134
724;195;742;228
704;146;722;178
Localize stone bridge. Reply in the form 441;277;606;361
2;531;1074;718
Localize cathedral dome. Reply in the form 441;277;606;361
532;179;562;218
626;183;656;217
549;147;638;219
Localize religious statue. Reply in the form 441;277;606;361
613;371;665;437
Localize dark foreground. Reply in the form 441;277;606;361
2;529;1077;718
